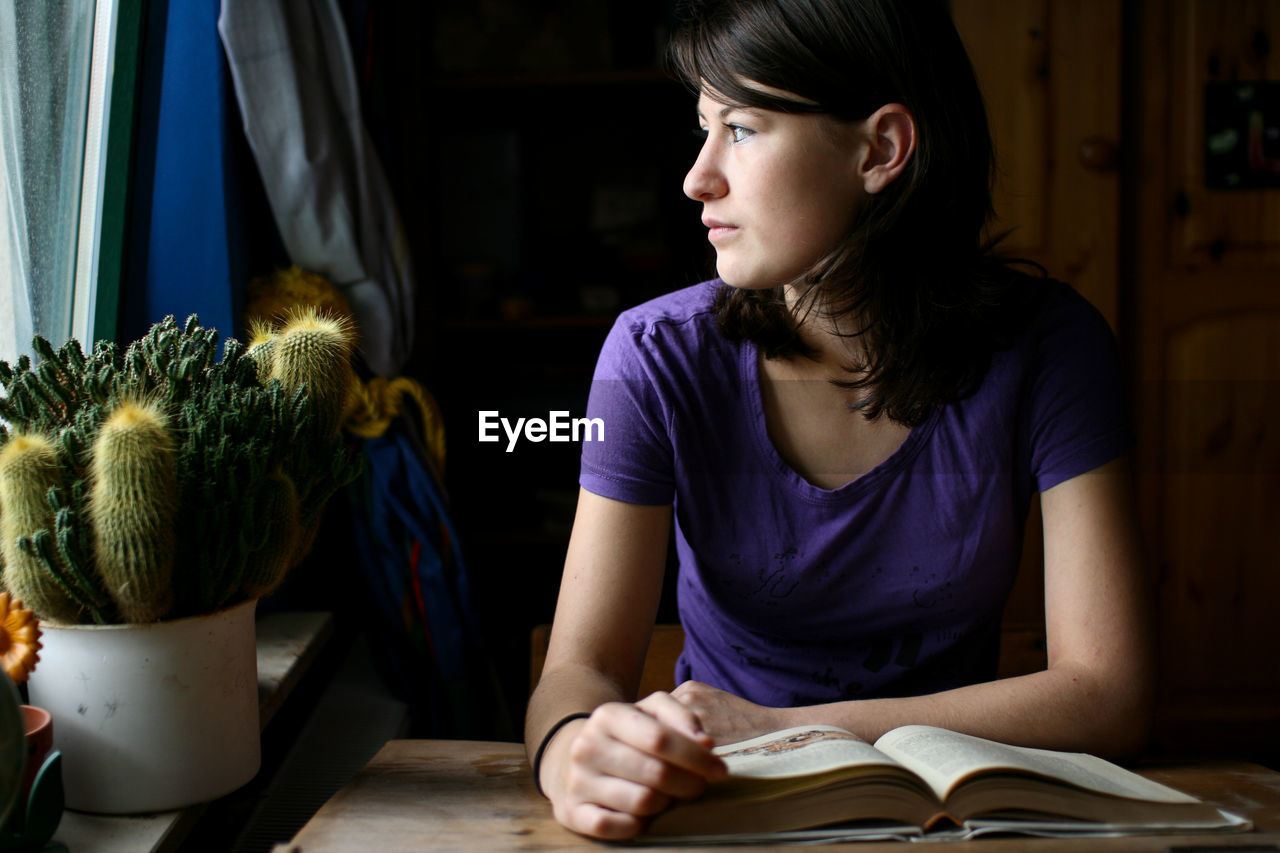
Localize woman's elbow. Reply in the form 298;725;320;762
1084;664;1155;759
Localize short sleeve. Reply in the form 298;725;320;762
578;316;676;505
1027;287;1134;492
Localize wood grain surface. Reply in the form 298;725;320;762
279;740;1280;852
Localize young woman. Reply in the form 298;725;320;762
525;0;1152;840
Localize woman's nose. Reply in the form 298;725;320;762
683;144;726;201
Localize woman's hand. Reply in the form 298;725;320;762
671;681;794;745
540;691;728;840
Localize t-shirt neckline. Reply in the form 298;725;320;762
741;341;941;504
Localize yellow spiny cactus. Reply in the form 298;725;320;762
88;402;178;623
269;308;358;439
244;318;278;383
0;434;79;623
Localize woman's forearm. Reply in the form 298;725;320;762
525;663;630;760
787;660;1153;758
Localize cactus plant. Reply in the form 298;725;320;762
0;310;361;624
0;436;80;623
88;402;178;623
240;469;301;599
266;309;356;440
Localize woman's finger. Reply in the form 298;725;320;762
593;699;727;781
558;800;644;841
570;727;711;800
564;764;674;816
637;690;713;743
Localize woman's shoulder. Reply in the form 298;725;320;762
981;273;1125;423
992;271;1116;352
1022;277;1117;357
973;271;1121;401
1034;276;1108;323
611;279;721;338
594;280;735;383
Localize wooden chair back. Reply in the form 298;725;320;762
529;624;686;697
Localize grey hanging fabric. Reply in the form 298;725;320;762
217;0;414;376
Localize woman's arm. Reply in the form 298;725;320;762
673;455;1154;757
526;488;727;839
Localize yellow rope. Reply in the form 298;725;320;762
345;376;446;476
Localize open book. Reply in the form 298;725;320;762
641;725;1251;843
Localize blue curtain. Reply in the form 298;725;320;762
122;0;244;345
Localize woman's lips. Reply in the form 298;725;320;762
703;218;738;242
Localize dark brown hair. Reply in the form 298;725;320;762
670;0;1039;426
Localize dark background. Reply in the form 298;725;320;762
355;0;708;737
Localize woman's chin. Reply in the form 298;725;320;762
715;270;775;291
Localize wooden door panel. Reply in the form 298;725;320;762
1160;315;1280;696
954;0;1121;325
953;0;1050;256
1136;0;1280;758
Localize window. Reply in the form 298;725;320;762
0;0;125;366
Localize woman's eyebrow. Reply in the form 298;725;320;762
696;104;745;123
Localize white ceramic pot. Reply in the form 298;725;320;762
26;598;260;813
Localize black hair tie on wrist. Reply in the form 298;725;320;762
532;712;592;798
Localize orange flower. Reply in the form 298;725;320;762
0;591;41;684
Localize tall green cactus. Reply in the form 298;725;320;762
267;310;358;565
0;311;361;624
88;402;177;623
268;310;356;440
0;434;81;623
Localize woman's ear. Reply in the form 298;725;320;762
856;104;917;194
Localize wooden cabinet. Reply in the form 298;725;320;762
1131;0;1280;759
958;0;1280;761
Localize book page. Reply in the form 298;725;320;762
640;824;928;845
714;725;901;780
962;808;1252;838
874;725;1201;804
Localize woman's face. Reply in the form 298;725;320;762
684;86;868;291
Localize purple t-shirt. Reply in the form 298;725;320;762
580;278;1130;707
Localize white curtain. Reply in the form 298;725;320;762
218;0;416;377
0;0;35;366
0;1;94;367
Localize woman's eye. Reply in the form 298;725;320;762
726;124;754;143
693;126;710;141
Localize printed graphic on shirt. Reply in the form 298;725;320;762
744;546;802;601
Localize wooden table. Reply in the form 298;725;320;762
277;739;1280;851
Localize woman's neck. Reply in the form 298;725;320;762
781;283;868;380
